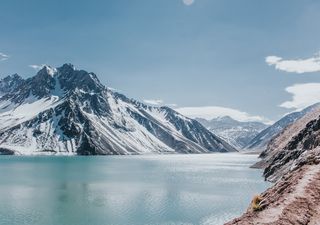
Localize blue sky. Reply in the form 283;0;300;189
1;0;320;122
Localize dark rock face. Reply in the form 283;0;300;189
0;74;24;95
263;115;320;181
58;64;105;93
227;106;320;225
245;103;320;152
0;67;56;103
0;148;14;155
248;104;320;182
0;64;236;155
286;117;320;150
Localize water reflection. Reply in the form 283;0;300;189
0;153;270;225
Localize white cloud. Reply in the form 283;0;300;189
29;64;46;70
266;53;320;73
166;103;178;107
265;56;282;64
143;99;177;107
280;83;320;110
107;87;123;92
182;0;194;6
176;106;272;124
0;52;9;61
143;99;164;105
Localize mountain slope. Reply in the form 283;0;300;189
245;103;320;152
254;104;320;182
197;116;267;149
0;74;24;97
227;104;320;225
0;64;236;155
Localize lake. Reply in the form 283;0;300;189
0;153;269;225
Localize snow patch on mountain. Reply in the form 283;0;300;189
245;103;320;152
0;64;236;155
197;116;267;149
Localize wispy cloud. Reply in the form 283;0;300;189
182;0;194;6
107;87;123;92
143;99;164;105
29;64;46;70
0;52;9;61
143;99;177;107
166;103;178;107
280;83;320;110
266;53;320;73
176;106;272;124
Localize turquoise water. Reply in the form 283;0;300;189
0;153;269;225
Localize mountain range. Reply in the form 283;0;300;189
0;64;236;155
196;116;267;149
244;103;320;152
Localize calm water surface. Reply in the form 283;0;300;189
0;153;270;225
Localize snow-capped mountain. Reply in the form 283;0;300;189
197;116;267;149
245;103;320;152
0;64;236;155
0;73;24;97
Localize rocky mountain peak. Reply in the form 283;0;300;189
37;65;57;77
0;73;24;95
54;64;105;93
7;73;22;80
0;64;236;155
0;64;107;102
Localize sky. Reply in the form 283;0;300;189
1;0;320;123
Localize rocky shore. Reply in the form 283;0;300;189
226;162;320;225
226;106;320;225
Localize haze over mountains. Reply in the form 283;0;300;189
196;116;267;149
0;64;236;155
195;104;320;152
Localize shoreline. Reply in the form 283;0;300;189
225;163;320;225
0;151;244;157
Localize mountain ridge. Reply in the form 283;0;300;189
244;103;320;152
0;64;236;155
197;116;267;149
226;100;320;225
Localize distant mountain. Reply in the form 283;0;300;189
197;116;267;149
245;103;320;152
0;64;236;155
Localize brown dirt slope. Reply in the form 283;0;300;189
226;158;320;225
